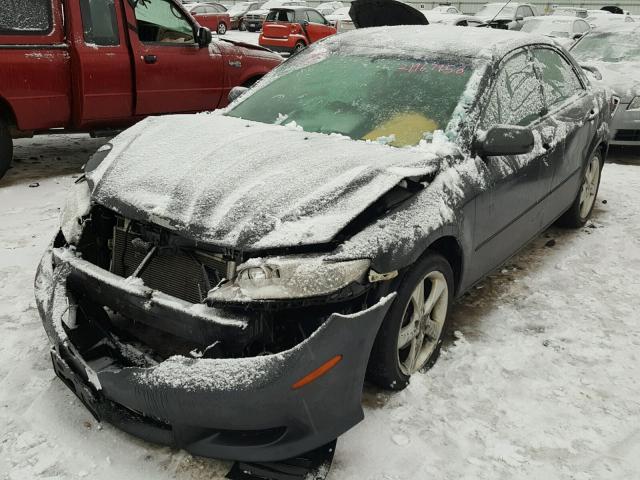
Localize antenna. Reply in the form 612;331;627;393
487;0;515;26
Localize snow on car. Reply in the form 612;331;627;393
520;15;591;48
570;24;640;145
35;24;612;475
474;2;537;30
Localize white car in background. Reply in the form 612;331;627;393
474;2;538;30
325;6;355;32
244;0;306;31
427;4;460;14
551;7;588;18
521;15;591;48
423;11;485;26
587;10;635;29
315;1;344;16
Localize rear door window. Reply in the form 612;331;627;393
533;48;583;110
0;0;53;34
80;0;120;46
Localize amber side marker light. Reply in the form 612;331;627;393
291;355;343;390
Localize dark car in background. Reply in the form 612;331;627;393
226;1;264;29
36;25;610;465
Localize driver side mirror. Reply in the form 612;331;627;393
475;125;535;157
515;16;524;21
581;64;602;81
197;26;212;48
228;86;249;103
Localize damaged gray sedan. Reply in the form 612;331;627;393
35;26;611;464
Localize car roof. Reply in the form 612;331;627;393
327;24;554;60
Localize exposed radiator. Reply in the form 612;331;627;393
111;225;227;304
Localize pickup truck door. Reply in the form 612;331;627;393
124;0;224;115
71;0;133;126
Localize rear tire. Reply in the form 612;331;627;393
239;20;247;31
558;150;603;228
217;22;227;35
293;41;306;53
0;118;13;180
367;251;454;391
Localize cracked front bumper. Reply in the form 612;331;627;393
35;247;393;462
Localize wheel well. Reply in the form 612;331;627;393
0;97;17;127
242;75;263;88
428;236;463;294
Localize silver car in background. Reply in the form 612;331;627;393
570;24;640;145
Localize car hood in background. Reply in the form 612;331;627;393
583;60;640;102
349;0;429;28
87;115;447;251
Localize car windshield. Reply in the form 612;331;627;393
522;19;572;36
476;4;515;18
571;32;640;62
226;51;474;147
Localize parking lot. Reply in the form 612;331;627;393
1;130;639;478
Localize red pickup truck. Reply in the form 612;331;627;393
0;0;282;179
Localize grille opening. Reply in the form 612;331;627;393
614;129;640;142
110;221;228;304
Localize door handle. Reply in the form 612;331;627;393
143;54;158;64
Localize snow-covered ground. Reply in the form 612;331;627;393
1;131;639;480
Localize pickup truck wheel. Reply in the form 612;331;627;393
367;251;454;391
0;119;13;179
558;150;603;228
217;22;227;35
239;20;247;31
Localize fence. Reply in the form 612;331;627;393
223;1;640;15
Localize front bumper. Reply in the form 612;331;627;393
610;103;640;145
35;247;393;462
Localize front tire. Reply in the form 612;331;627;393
217;22;227;35
239;20;247;31
367;252;454;391
558;150;603;228
0;118;13;180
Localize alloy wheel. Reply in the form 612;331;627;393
579;155;601;219
397;271;449;376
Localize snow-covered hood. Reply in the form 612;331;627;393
246;8;270;16
583;61;640;103
87;115;451;251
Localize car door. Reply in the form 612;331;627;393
125;0;224;115
304;9;334;42
74;0;133;124
470;48;555;279
531;46;599;225
191;5;215;30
